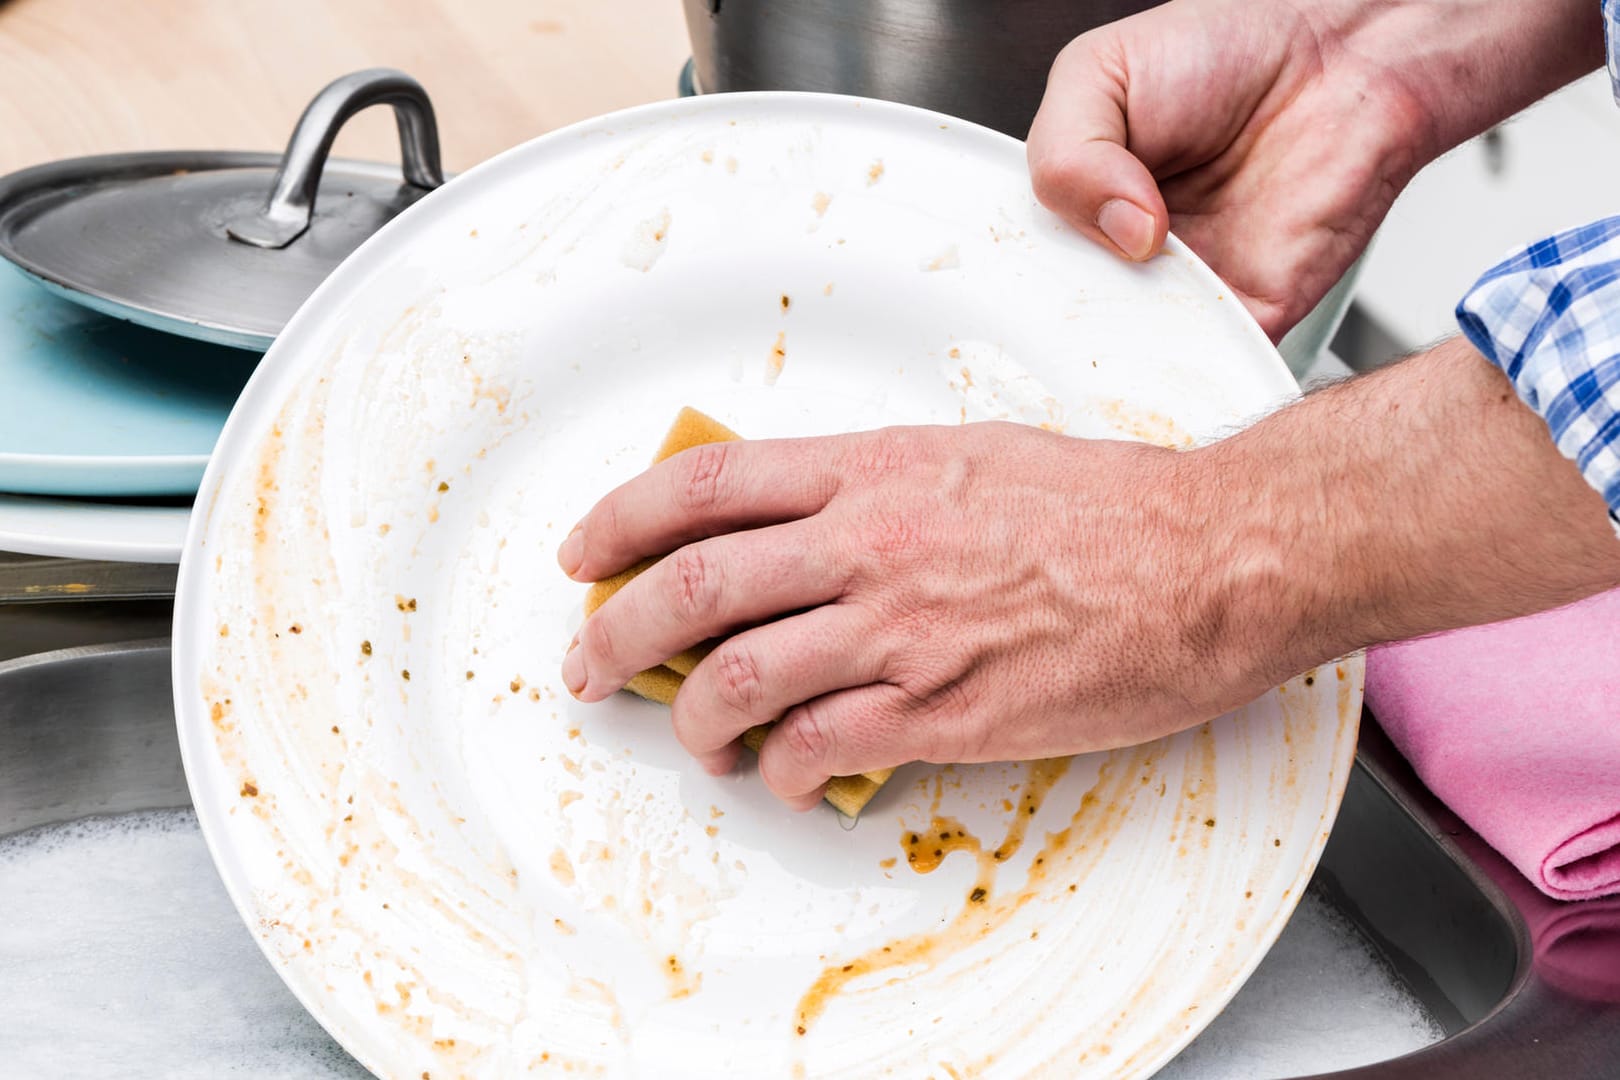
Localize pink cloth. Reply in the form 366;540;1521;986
1366;587;1620;901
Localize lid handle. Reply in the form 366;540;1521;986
226;68;445;250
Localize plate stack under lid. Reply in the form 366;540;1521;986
0;68;446;563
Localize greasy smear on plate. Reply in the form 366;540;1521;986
794;757;1080;1033
920;245;960;272
201;351;536;1075
1107;694;1359;1077
1094;398;1194;449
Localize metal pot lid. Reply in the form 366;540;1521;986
0;68;446;351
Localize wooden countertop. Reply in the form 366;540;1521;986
0;0;691;174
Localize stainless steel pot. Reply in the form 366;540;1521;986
681;0;1161;138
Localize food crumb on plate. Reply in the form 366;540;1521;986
766;332;787;385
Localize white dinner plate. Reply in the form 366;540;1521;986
173;93;1362;1079
0;493;188;562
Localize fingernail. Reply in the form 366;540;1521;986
1096;199;1156;261
561;645;587;696
557;525;584;577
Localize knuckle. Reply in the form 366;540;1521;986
673;442;733;513
1028;153;1071;210
1052;33;1100;71
712;641;766;715
846;429;911;481
884;644;949;693
1028;142;1092;212
597;494;620;535
882;662;978;763
579;608;618;669
587;499;623;563
667;695;707;754
920;681;983;763
934;678;974;718
668;545;721;626
863;506;923;562
778;702;837;770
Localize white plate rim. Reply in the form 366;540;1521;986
0;493;189;562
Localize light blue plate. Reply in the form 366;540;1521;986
0;267;260;496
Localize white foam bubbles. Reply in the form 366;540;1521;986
0;811;1440;1077
0;809;364;1079
1159;890;1444;1077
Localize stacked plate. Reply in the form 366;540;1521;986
0;69;443;562
0;269;247;562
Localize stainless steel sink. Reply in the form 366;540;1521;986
1315;724;1620;1078
2;575;1616;1077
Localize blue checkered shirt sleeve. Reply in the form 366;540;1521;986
1454;0;1620;528
1456;218;1620;522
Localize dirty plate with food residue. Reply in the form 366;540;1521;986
172;93;1361;1078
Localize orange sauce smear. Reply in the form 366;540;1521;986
793;758;1074;1034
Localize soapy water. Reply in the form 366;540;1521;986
1158;891;1445;1078
0;810;365;1079
0;810;1441;1078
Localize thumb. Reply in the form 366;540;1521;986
1026;38;1168;262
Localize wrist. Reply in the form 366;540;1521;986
1313;0;1604;162
1182;337;1620;694
1171;425;1348;707
1178;360;1459;686
1149;420;1339;718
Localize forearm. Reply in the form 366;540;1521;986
1196;337;1620;681
1314;0;1604;160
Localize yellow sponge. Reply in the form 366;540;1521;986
582;408;894;817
